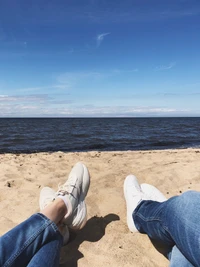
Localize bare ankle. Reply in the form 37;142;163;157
41;198;68;224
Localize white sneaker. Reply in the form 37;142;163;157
69;201;87;230
56;162;90;230
141;183;167;202
39;187;70;245
39;187;56;210
124;175;145;233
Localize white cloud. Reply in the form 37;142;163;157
96;32;110;47
0;94;50;102
155;62;176;71
71;105;179;116
0;93;72;116
0;100;190;117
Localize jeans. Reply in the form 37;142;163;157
0;213;63;267
133;191;200;267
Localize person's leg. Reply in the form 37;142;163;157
0;162;90;267
169;246;194;267
29;162;90;267
140;183;195;267
0;212;63;267
27;240;61;267
133;191;200;266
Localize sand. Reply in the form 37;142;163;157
1;149;200;266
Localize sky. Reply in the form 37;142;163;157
0;0;200;117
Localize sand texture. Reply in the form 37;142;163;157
1;149;200;266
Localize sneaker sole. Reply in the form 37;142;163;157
124;175;142;233
69;201;87;230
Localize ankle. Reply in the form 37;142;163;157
41;198;68;224
53;198;68;217
57;195;72;219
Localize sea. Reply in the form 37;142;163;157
0;117;200;153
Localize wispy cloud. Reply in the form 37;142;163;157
0;94;50;102
31;3;200;25
163;92;200;97
4;68;138;96
155;62;176;71
16;84;70;93
91;6;200;24
57;68;138;84
96;32;110;47
57;71;103;84
112;68;138;74
0;93;72;116
71;105;179;116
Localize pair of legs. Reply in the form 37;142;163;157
1;164;200;267
0;162;90;267
124;175;200;267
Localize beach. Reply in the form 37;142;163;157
0;149;200;266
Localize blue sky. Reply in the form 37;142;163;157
0;0;200;117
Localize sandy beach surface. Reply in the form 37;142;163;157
1;149;200;266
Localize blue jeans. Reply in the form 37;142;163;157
0;213;63;267
133;191;200;267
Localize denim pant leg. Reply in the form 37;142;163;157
0;213;63;267
169;246;194;267
27;240;61;267
133;191;200;267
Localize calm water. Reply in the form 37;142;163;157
0;118;200;153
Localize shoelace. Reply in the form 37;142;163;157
56;183;77;198
56;189;71;196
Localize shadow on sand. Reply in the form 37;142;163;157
150;238;171;260
59;213;120;267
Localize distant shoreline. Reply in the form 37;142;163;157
1;147;200;155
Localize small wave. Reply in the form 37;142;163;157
150;140;187;147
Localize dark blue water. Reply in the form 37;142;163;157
0;118;200;153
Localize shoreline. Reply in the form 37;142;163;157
1;149;200;266
1;146;200;155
